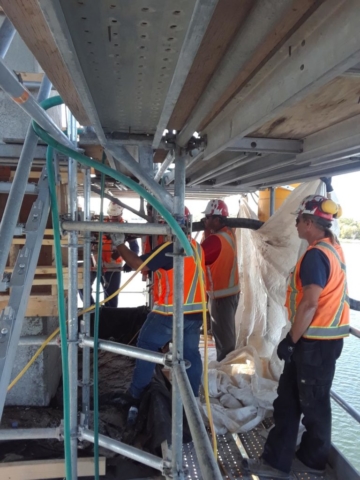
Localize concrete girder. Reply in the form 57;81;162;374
203;0;360;161
176;0;294;147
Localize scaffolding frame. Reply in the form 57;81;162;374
0;21;222;480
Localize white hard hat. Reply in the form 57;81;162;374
107;201;123;216
203;199;229;217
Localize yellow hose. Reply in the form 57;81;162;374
191;243;217;458
8;240;218;459
8;242;171;392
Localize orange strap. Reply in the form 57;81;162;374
13;91;29;104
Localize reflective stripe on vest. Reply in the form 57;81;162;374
152;241;206;315
206;228;240;299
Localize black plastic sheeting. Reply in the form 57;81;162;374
78;305;149;344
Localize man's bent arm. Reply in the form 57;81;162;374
115;244;149;272
290;284;323;342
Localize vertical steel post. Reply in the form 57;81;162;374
171;152;186;479
81;167;91;427
269;187;275;217
0;76;52;285
0;17;15;59
67;110;79;479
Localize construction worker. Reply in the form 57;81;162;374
201;199;240;361
243;194;349;479
109;207;205;406
94;201;139;308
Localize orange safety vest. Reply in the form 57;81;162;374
152;240;206;315
101;218;124;267
142;235;165;254
206;227;240;299
285;238;350;340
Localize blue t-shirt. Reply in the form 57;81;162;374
300;248;330;288
140;243;174;272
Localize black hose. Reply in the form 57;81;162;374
192;217;263;232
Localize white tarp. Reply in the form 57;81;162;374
201;181;328;434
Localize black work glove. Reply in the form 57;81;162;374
123;263;133;273
320;177;333;193
277;333;296;363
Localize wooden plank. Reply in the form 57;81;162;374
167;0;254;131
0;457;106;479
0;1;90;125
0;295;60;317
15;72;44;83
199;0;326;130
251;76;360;139
12;239;84;246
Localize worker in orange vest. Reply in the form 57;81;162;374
109;207;205;411
93;201;139;308
243;194;349;479
201;199;240;361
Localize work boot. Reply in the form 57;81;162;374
241;458;291;479
294;453;326;476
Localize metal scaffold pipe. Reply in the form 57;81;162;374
81;167;92;428
81;337;167;365
171;154;186;478
0;428;61;441
173;364;222;480
67;111;79;480
0;58;74;149
0;76;52;283
62;221;171;236
0;17;16;58
80;429;165;472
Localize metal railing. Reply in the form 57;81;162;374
330;321;360;425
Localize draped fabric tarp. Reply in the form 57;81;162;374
200;181;329;434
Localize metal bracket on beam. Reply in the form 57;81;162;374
0;307;15;358
226;137;303;155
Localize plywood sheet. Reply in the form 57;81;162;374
0;457;106;479
252;76;360;139
199;0;326;130
167;0;254;131
0;0;90;125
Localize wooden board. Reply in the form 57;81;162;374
199;0;326;130
167;0;254;131
15;72;44;83
0;457;106;479
0;295;60;317
251;76;360;139
0;0;90;125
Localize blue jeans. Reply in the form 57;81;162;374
129;311;203;399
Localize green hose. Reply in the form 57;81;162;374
93;153;106;479
32;95;194;480
46;146;72;479
32;96;193;257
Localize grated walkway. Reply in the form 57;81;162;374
183;419;337;480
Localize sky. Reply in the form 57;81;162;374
332;171;360;221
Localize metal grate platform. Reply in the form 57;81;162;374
183;420;337;480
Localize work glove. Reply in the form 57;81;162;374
320;177;333;193
110;232;125;247
123;263;133;273
277;333;296;363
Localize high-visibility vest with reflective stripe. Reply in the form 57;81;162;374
206;227;240;299
102;218;124;267
152;240;206;315
142;235;165;254
285;238;350;339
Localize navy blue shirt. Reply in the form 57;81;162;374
140;242;174;272
300;248;330;288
